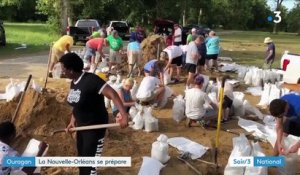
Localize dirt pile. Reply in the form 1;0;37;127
141;34;166;62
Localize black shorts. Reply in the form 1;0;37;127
197;57;206;66
171;55;182;66
185;63;197;74
206;54;218;60
283;117;300;136
223;95;233;109
174;41;182;46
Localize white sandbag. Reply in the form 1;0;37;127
237;66;248;80
138;157;165;175
252;69;263;87
163;71;172;85
262;115;276;126
243;100;264;120
151;134;170;163
52;63;62;79
3;79;25;102
31;80;42;93
268;84;281;105
130;80;139;101
257;83;271;107
208;92;218;105
245;87;262;96
172;95;185;123
129;106;138;119
158;86;173;108
144;107;158;132
104;97;110;109
200;74;210;92
224;134;251;175
132;111;144;130
244;69;253;85
232;92;245;117
244;142;267;175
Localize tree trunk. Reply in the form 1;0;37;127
273;0;284;34
273;23;278;34
198;8;202;25
60;0;70;35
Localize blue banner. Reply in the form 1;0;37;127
254;156;285;167
3;157;36;167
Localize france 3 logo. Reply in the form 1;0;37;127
267;11;282;24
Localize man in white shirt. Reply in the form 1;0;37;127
185;74;218;127
160;45;183;83
136;76;165;105
173;24;182;46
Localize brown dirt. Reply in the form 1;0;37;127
0;70;283;175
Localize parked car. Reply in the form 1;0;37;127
182;24;211;44
67;19;101;44
107;21;130;39
281;51;300;84
153;19;176;46
0;20;6;46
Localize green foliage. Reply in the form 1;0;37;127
286;6;300;33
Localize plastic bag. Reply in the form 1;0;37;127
31;80;42;93
257;83;271;107
268;84;281;105
151;134;170;163
132;111;144;130
158;86;173;108
244;142;267;175
172;95;185;123
144;107;158;132
244;68;253;85
130;80;139;101
252;69;263;87
232;92;245;117
52;63;62;79
237;66;248;80
138;157;165;175
243;100;264;120
163;71;172;85
129;106;138;120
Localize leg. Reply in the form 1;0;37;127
155;87;165;103
176;66;181;80
186;72;195;88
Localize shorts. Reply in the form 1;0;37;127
138;89;159;103
50;47;64;63
223;95;233;109
174;41;182;46
206;54;218;60
128;51;141;65
109;49;121;63
197;57;206;66
184;63;197;74
283;117;300;136
171;55;182;66
84;46;96;61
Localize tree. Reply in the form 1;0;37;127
272;0;285;34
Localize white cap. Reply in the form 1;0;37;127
191;28;196;32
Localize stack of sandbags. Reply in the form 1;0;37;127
141;34;166;62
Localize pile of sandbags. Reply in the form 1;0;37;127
141;34;166;62
131;105;159;132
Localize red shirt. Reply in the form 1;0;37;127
86;38;105;51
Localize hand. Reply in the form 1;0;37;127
116;113;129;128
278;143;286;155
65;115;76;133
288;142;300;154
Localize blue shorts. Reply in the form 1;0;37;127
84;46;96;61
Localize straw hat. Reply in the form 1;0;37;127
264;37;273;44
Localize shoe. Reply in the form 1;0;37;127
48;72;53;78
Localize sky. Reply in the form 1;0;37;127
267;0;297;10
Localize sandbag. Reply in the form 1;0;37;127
129;106;138;119
138;156;165;175
252;69;263;87
237;66;248;80
208;92;218;105
131;80;139;101
158;86;173;108
172;95;185;123
244;69;253;85
144;107;158;132
224;134;251;175
151;134;170;164
232;92;245;117
132;111;144;130
243;100;264;120
163;71;172;85
268;84;281;105
244;142;267;175
257;83;271;107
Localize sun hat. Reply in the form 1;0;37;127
194;75;204;85
264;37;273;44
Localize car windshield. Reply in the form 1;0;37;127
111;22;127;28
76;21;99;27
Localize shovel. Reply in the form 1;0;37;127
42;122;134;137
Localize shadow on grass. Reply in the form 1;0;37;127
0;42;49;60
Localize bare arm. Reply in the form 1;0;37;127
66;44;71;53
102;85;128;128
117;89;135;107
266;50;273;61
276;117;285;154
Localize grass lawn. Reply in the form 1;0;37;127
219;31;300;68
0;22;60;59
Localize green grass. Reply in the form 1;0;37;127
219;31;300;68
0;22;60;59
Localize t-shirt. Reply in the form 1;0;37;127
67;72;108;126
198;42;207;60
53;35;74;52
0;141;19;174
281;94;300;118
206;36;220;55
86;38;105;51
266;43;276;61
127;41;141;52
91;31;101;38
186;34;193;44
136;76;161;99
186;41;199;65
106;35;123;51
185;88;211;120
163;45;183;60
144;59;162;74
174;27;182;42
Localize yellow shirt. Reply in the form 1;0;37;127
53;35;74;52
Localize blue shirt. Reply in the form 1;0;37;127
281;94;300;118
112;87;131;113
127;41;140;51
206;36;220;55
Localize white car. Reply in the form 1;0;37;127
281;51;300;84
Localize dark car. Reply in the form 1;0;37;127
108;21;130;39
0;20;6;46
153;19;176;46
182;24;211;44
